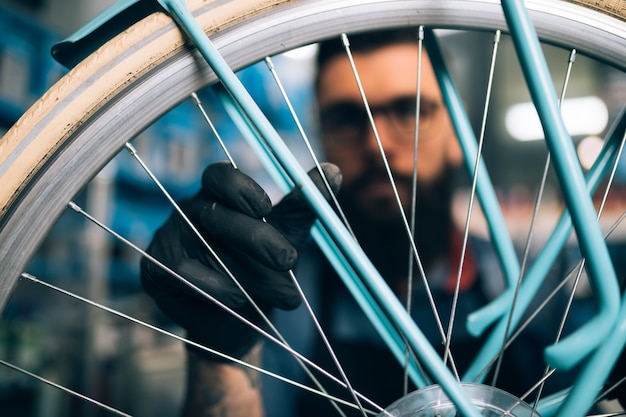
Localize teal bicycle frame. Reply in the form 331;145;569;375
55;0;626;415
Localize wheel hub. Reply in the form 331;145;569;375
378;383;540;417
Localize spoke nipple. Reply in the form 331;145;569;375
569;49;577;63
67;201;81;212
418;25;424;41
20;272;36;281
494;29;501;43
125;142;137;155
341;33;350;48
190;91;201;105
264;56;275;70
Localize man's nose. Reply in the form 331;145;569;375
362;113;397;154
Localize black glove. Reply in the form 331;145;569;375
141;161;341;360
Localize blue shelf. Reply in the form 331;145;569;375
0;6;66;128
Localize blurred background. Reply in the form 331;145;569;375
0;0;625;416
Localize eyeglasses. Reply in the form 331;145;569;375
320;96;443;148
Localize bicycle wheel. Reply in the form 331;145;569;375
0;0;624;416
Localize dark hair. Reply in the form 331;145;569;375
316;28;421;71
314;28;421;92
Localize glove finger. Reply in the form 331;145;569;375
187;194;298;271
221;246;301;310
177;244;301;311
143;240;299;313
270;162;342;247
201;161;272;218
172;253;300;311
141;233;247;308
176;258;247;307
243;269;301;310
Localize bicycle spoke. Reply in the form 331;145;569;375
445;30;501;373
190;92;238;167
589;414;626;417
0;354;132;417
404;25;427;394
264;56;356;240
597;376;626;404
504;368;557;417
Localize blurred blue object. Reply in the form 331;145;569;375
0;5;65;129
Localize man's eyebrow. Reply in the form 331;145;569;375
319;93;445;111
420;97;443;107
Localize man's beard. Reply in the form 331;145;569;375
337;168;454;284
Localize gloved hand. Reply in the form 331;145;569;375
141;161;341;360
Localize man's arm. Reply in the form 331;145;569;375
182;344;263;417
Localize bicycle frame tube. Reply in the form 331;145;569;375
465;108;626;385
503;0;620;372
555;276;626;416
424;29;521;292
502;0;620;414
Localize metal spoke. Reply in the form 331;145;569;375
264;56;356;239
445;29;501;371
589;414;626;417
597;375;626;404
500;368;557;417
0;354;132;417
191;92;238;166
341;31;457;380
405;25;428;393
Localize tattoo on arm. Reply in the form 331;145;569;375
182;343;263;417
